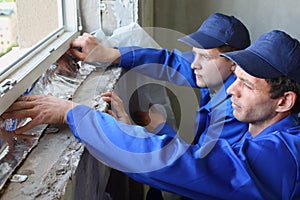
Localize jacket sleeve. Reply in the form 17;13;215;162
66;105;298;200
117;46;198;88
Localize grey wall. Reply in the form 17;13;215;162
151;0;300;43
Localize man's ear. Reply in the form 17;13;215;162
230;62;236;72
275;91;297;112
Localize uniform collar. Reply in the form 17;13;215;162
245;114;300;139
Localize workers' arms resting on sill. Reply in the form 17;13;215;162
2;92;300;200
1;92;166;134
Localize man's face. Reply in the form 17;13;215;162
227;66;279;125
191;47;233;91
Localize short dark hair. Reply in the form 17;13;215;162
217;45;238;53
266;76;300;113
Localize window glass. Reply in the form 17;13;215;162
0;0;64;80
16;0;63;48
0;1;17;57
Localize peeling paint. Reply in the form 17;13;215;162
112;0;138;27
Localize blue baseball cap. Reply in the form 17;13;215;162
179;13;250;50
222;30;300;83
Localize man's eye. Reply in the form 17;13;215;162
244;83;253;90
203;55;211;60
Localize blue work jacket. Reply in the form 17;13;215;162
117;47;248;145
68;105;300;199
66;47;300;199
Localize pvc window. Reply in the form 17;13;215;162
0;0;81;115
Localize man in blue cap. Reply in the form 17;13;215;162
221;30;300;199
71;13;251;199
72;12;250;145
3;29;300;199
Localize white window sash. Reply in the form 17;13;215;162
0;0;81;115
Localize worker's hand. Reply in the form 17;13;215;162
1;94;78;134
101;91;131;125
133;104;166;132
69;33;121;64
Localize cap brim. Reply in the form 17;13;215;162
178;32;225;49
221;50;283;79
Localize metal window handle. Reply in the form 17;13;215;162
0;79;17;95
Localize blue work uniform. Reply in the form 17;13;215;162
117;47;248;145
68;105;300;199
66;47;300;199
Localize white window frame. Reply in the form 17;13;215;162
0;0;81;115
